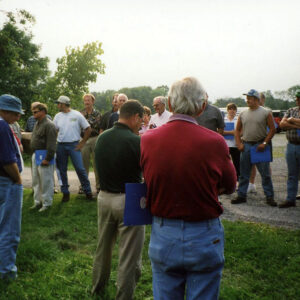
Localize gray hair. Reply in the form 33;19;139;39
117;93;128;102
153;96;167;105
168;77;207;116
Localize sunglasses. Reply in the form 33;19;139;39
32;110;40;114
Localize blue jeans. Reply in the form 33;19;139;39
0;177;23;279
56;142;92;195
286;143;300;202
238;142;274;198
149;216;224;300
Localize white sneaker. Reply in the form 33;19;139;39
39;206;50;212
247;183;257;193
29;203;42;210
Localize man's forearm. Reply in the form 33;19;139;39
81;127;91;143
3;163;22;184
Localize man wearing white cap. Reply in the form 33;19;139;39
53;95;93;202
0;94;24;281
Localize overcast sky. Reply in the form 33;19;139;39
1;0;300;101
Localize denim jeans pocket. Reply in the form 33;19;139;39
187;233;224;272
148;227;176;269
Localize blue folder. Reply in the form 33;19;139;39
224;122;235;140
124;183;153;226
35;150;55;166
250;145;271;164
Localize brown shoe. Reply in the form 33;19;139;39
86;193;94;201
266;197;277;207
231;196;247;204
61;193;70;203
278;201;296;208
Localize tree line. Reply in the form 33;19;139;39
1;9;299;127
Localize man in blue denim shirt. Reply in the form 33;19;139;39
0;94;24;281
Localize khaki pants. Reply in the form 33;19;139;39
32;153;54;207
81;136;100;190
92;191;145;299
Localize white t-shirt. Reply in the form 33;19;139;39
149;110;172;127
224;115;238;148
54;109;90;142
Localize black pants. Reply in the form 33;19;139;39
229;147;240;180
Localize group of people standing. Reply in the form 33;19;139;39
1;79;300;299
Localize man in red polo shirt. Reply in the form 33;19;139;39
141;77;236;299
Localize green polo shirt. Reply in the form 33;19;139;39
95;122;142;193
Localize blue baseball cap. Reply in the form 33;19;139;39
243;89;260;99
0;94;24;114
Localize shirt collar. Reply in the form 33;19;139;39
168;113;198;125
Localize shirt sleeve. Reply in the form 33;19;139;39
217;109;225;129
0;122;18;165
79;112;90;130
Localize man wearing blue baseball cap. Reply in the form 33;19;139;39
0;94;24;281
232;89;277;206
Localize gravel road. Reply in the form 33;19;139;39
22;133;300;230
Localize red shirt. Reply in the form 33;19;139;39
141;114;236;222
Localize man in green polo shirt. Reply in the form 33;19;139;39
92;100;145;299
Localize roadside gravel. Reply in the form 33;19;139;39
22;133;300;230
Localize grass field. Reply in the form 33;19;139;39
1;189;300;299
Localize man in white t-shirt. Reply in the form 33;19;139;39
149;96;172;127
53;96;93;202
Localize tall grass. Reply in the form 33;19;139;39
0;189;299;299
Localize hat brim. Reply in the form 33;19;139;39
0;106;24;115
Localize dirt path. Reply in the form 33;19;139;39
22;133;300;230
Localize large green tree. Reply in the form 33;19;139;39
0;10;49;118
43;42;105;114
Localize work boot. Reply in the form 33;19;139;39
266;197;277;207
278;201;296;208
231;196;247;204
61;193;70;203
86;193;94;201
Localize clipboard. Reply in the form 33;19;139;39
35;150;55;166
250;145;271;164
224;122;234;140
124;183;152;226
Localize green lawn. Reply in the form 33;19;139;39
1;189;299;299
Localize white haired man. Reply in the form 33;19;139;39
149;96;172;127
141;77;236;299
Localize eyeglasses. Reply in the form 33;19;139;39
32;110;40;114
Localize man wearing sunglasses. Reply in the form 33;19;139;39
30;103;57;212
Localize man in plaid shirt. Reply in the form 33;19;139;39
279;90;300;208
